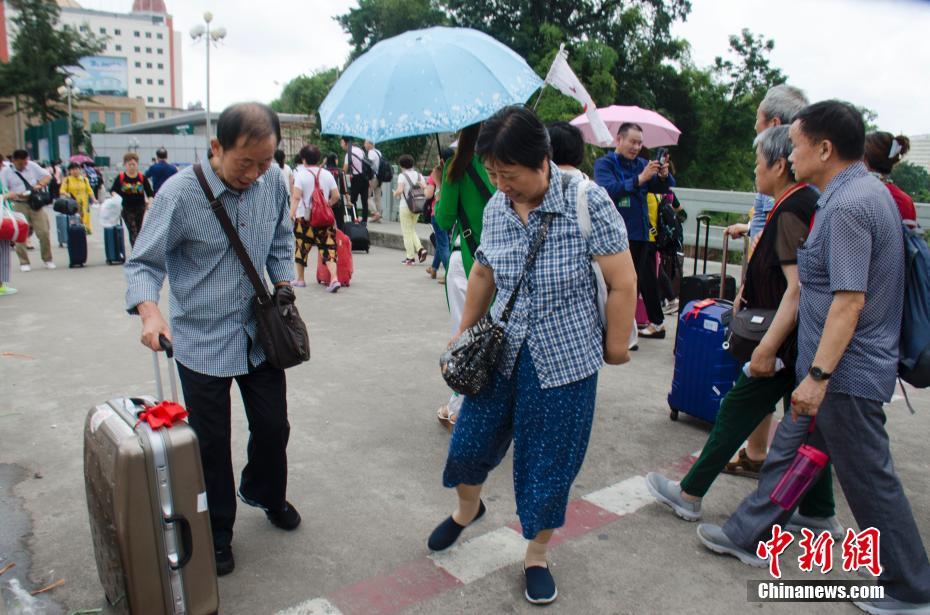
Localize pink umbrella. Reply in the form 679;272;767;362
70;154;94;164
571;105;681;148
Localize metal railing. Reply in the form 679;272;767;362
675;187;930;252
377;178;930;245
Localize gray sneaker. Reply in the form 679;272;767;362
697;523;767;568
785;512;844;539
646;472;702;521
854;597;930;614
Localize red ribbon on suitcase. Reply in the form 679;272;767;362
136;401;188;429
684;298;717;321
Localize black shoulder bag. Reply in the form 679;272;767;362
193;164;311;370
440;214;554;396
14;170;53;211
454;163;494;257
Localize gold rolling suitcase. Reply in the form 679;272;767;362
83;338;218;614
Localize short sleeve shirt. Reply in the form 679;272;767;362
397;170;422;209
474;164;629;389
367;149;381;174
293;165;338;219
344;145;367;175
796;162;904;402
1;161;50;196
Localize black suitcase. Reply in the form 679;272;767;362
67;215;88;268
678;215;735;314
344;203;370;253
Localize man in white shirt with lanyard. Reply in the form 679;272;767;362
0;150;54;271
364;140;383;223
341;137;371;223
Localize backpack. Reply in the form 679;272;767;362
307;167;335;228
563;174;608;329
374;149;393;184
899;223;930;391
655;192;683;256
351;149;374;181
402;171;427;213
84;166;101;190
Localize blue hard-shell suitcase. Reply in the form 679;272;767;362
667;299;741;423
67;215;87;268
56;212;70;247
104;225;125;265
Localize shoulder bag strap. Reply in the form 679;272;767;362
13;170;33;191
457;162;492;256
193;164;272;305
465;163;493;202
499;213;554;323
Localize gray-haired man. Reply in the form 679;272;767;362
698;100;930;615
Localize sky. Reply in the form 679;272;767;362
75;0;930;135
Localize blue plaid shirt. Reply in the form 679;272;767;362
475;164;629;389
124;161;295;377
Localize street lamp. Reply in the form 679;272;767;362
58;77;78;155
190;12;227;146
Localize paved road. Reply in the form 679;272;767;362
1;226;928;614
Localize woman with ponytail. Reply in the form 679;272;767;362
864;132;917;227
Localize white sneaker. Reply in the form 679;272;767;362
44;261;56;270
20;264;31;272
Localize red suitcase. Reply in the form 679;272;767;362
317;229;354;287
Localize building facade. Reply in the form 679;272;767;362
904;134;930;175
2;0;183;119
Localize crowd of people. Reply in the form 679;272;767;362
2;84;928;612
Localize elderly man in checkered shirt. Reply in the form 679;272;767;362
125;102;301;577
696;100;930;614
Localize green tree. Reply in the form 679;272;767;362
671;30;786;190
891;161;930;203
336;0;447;59
0;0;105;122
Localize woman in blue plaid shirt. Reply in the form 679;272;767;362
427;106;638;605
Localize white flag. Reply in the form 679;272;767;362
544;44;613;147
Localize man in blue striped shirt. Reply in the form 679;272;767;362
125;103;299;576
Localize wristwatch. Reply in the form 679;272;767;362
809;366;831;381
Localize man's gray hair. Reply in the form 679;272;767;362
754;125;792;168
759;84;808;125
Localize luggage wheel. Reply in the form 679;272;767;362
669;408;680;421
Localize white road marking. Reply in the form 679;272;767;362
429;526;527;584
582;475;654;516
275;598;344;615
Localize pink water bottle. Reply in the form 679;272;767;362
770;420;829;510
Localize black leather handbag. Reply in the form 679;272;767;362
723;307;777;363
14;170;53;211
440;214;553;396
194;165;311;370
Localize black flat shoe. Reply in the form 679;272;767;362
524;564;557;605
266;501;302;530
238;490;302;530
427;500;486;552
215;545;235;576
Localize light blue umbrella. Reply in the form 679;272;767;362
319;27;543;142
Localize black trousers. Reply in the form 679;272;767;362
121;205;146;247
349;174;369;222
176;361;289;548
333;199;346;232
629;240;664;325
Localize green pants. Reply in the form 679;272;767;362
680;371;835;518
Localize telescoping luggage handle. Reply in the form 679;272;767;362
694;215;711;276
152;334;178;403
693;216;732;300
146;334;195;573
